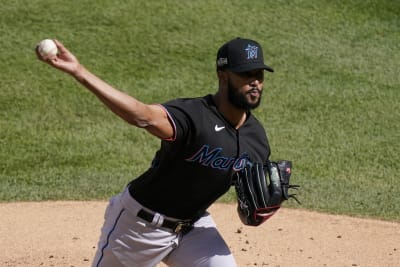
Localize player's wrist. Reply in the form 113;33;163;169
72;64;87;82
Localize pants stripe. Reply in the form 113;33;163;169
95;208;125;267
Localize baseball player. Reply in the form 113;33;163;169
36;37;274;267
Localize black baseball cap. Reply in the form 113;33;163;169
216;37;274;73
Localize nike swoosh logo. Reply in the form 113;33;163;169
214;125;225;132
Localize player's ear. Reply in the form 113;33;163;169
217;70;228;83
217;71;228;91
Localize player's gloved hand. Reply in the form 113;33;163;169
233;160;300;226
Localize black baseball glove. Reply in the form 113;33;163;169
233;160;300;226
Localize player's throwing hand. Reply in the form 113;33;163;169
36;39;81;76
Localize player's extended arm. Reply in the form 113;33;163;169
36;40;173;140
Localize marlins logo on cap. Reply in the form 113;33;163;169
245;44;259;60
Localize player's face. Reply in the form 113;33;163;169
227;69;264;111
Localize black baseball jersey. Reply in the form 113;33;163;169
129;94;270;219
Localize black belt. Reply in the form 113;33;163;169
137;209;193;234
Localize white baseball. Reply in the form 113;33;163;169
37;39;58;57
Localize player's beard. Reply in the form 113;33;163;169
227;80;262;111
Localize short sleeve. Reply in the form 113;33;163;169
161;99;194;143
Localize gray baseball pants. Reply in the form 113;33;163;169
91;188;237;267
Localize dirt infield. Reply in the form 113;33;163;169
1;201;399;267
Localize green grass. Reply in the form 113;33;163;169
1;0;399;221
